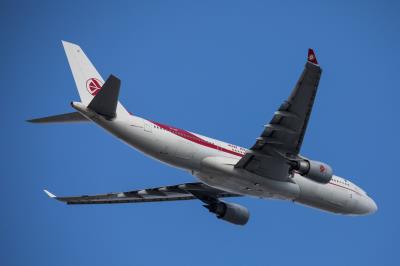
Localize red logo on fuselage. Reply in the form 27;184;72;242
86;78;103;96
320;165;326;173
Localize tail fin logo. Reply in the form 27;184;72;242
86;78;103;96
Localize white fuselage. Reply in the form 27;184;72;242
73;102;377;215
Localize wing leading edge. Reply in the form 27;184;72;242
235;49;322;181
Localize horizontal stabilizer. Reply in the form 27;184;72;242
27;111;88;123
87;75;120;119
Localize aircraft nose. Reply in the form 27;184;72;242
368;197;378;214
354;196;377;215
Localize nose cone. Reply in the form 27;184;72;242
368;197;378;214
355;196;378;215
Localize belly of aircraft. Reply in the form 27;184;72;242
197;172;303;202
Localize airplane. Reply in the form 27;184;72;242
29;41;377;225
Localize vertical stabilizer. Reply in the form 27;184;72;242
62;41;129;118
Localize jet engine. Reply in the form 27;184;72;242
204;201;250;225
291;159;333;183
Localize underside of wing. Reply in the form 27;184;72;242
45;182;239;205
44;183;250;225
236;49;322;181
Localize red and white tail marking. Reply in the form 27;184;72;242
86;78;103;96
62;40;130;119
307;48;319;65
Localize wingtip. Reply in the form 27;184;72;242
307;48;319;65
44;189;56;198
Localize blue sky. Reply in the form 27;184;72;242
1;0;399;265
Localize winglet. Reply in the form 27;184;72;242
307;48;319;65
44;189;56;198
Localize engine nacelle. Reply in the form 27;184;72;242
204;202;250;225
292;159;333;184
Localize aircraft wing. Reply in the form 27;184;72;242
44;182;239;204
235;49;322;181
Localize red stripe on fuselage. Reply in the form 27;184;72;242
145;120;360;195
150;121;244;157
328;182;361;195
